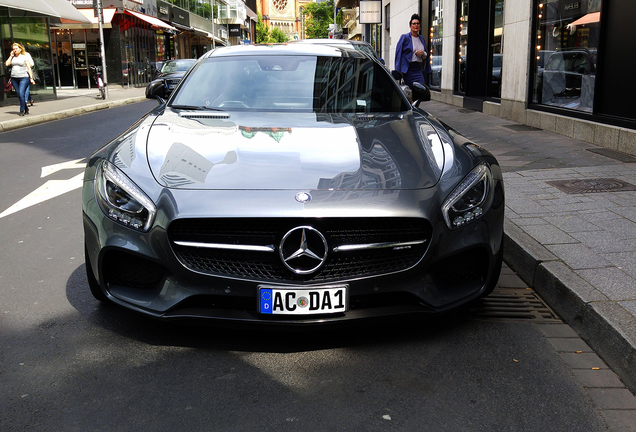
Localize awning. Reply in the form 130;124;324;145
125;9;177;31
246;7;257;20
172;22;193;33
0;0;91;22
193;27;214;40
59;8;116;29
570;12;601;27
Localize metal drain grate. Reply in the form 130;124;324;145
461;287;561;322
547;178;636;194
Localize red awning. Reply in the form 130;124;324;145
124;10;177;32
570;12;601;27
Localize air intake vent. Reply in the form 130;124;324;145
179;112;231;120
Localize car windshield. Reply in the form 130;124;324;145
160;59;195;74
171;54;410;113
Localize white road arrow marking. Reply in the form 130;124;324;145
41;159;86;178
0;173;84;219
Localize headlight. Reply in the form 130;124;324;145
442;163;493;229
95;160;156;231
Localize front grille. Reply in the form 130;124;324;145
169;218;432;283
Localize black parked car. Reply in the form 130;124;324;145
145;59;196;98
84;43;504;325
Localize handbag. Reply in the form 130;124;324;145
4;80;13;93
32;69;41;84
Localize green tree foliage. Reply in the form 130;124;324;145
256;14;290;43
269;27;289;43
303;0;334;39
256;14;270;43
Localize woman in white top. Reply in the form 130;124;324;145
5;42;36;116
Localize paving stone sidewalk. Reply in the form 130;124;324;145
424;100;636;395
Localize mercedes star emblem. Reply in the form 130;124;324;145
279;226;328;274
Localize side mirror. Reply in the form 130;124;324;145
146;80;166;102
391;70;403;81
412;82;431;107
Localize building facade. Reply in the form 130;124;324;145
338;0;635;154
258;0;313;40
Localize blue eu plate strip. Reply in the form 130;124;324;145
260;288;273;314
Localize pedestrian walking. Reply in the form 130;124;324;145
5;43;35;116
394;14;432;89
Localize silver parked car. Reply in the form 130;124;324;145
83;43;504;325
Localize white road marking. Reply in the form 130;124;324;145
40;159;86;178
0;173;84;219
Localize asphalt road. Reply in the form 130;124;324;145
0;101;612;431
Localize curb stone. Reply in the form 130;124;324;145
504;223;636;394
0;96;147;132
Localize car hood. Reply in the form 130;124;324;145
144;108;446;191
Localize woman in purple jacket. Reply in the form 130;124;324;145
394;14;432;89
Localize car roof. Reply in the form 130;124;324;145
201;42;366;59
291;39;379;55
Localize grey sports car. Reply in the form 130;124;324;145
83;43;504;325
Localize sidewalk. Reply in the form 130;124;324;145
424;101;636;395
1;90;635;393
0;85;147;132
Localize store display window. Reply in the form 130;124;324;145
531;0;602;112
429;0;443;90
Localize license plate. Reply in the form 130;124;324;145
259;285;348;315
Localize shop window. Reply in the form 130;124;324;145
429;0;443;90
10;17;55;96
456;0;468;94
531;0;601;112
488;0;504;98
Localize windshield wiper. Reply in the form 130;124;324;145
171;105;225;111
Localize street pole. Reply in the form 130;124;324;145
334;2;336;38
97;0;109;99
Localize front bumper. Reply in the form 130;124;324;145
83;185;504;325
